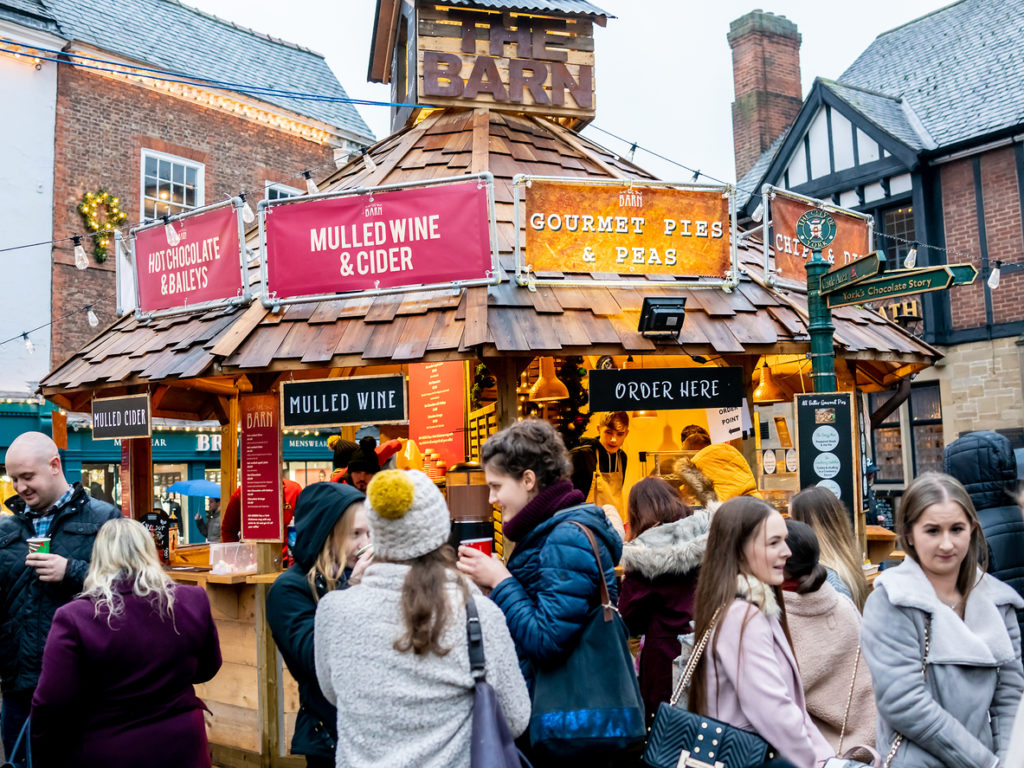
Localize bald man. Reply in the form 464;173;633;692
0;431;119;760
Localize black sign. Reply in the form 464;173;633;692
588;367;743;411
92;394;151;440
795;392;858;525
282;375;407;428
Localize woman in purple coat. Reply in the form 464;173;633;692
31;517;221;767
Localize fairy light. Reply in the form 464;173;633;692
22;334;33;355
73;235;89;270
239;192;255;224
302;170;319;195
86;306;99;328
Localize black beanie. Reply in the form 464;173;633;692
348;436;380;474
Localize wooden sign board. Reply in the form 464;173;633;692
417;5;596;120
241;393;283;542
281;376;407;428
92;394;151;440
795;392;860;527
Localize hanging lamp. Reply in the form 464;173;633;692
752;360;786;404
528;357;569;402
631;410;658;419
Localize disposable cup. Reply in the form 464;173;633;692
27;537;51;554
461;537;492;557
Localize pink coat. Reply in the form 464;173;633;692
704;584;833;768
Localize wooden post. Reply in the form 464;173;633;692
256;575;279;768
489;356;528;430
220;394;239;510
125;438;153;520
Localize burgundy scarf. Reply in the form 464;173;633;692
502;479;584;543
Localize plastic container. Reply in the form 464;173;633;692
209;541;258;575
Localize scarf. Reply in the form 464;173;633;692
502;478;584;542
735;573;781;618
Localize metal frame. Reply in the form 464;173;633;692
760;184;875;290
129;197;250;322
256;173;501;310
512;175;740;292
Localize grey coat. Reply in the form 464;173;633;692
861;556;1024;768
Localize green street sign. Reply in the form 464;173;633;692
819;251;887;295
826;266;954;308
948;263;979;285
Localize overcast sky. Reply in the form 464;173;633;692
187;0;950;184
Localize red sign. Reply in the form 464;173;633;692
134;205;243;313
770;194;871;284
409;361;467;468
120;441;131;518
240;393;283;542
264;181;492;298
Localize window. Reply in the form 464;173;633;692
869;391;904;483
909;383;943;476
141;150;204;219
877;204;915;264
266;182;302;202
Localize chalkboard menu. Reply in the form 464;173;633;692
795;392;858;524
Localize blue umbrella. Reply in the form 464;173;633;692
166;479;221;498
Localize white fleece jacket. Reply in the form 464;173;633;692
314;562;530;768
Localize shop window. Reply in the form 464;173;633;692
909;383;943;476
286;461;331;487
869;391;904;483
266;182;301;202
141;150;204;219
876;204;915;264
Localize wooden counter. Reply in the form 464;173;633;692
866;525;898;564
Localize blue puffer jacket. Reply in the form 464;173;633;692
490;502;622;688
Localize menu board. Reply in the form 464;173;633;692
241;393;283;542
409;361;467;468
795;392;858;524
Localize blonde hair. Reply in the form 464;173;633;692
306;503;360;601
789;487;869;611
82;518;177;624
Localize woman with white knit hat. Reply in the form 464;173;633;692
314;469;529;768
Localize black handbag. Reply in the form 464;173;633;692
642;607;775;768
466;598;532;768
527;520;646;759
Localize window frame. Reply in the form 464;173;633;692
140;149;205;220
265;181;302;202
908;382;943;476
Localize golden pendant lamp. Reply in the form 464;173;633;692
753;360;786;404
528;357;570;402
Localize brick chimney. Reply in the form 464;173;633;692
728;9;803;180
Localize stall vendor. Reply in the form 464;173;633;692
570;411;630;519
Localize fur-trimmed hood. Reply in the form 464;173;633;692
735;573;781;618
620;512;708;579
670;444;759;507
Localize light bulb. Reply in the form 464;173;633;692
23;334;34;355
164;218;180;246
903;247;918;270
751;202;764;223
303;171;318;195
988;264;1001;290
363;152;377;172
240;194;255;224
73;235;88;270
87;307;99;328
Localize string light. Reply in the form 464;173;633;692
163;216;180;247
239;193;255;224
988;261;1001;290
22;334;33;355
86;306;99;328
903;243;918;269
73;235;88;270
302;170;319;195
363;151;377;172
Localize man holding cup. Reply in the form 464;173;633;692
0;431;119;761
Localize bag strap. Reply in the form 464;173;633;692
669;604;724;706
566;521;613;622
837;644;862;754
466;598;486;681
8;716;30;764
882;615;930;768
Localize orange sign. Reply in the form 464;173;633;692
524;181;732;277
770;193;871;284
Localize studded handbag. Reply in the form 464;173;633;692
641;607;775;768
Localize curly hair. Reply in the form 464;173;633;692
480;418;571;490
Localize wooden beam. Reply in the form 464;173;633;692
487;356;530;430
220;396;239;513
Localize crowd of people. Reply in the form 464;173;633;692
2;423;1024;767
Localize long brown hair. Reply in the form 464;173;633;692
627;476;692;539
688;497;793;714
789;487;869;610
394;544;467;657
898;472;987;602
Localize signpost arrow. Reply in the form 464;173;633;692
948;263;979;285
825;265;954;308
819;251;887;294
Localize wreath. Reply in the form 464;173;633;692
77;190;127;263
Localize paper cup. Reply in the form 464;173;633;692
461;537;492;557
27;537;51;554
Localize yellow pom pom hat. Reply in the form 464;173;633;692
365;469;450;560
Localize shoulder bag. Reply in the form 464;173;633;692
527;521;647;759
466;598;531;768
642;605;776;768
822;646;881;767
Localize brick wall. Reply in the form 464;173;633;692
941;146;1024;331
728;11;802;180
50;67;337;369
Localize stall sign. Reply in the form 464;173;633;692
409;361;467;468
264;181;492;299
588;367;743;411
524;181;733;277
281;376;407;428
769;192;871;286
133;204;244;314
92;394;151;440
795;392;859;525
241;393;283;542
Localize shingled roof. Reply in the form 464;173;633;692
40;107;939;416
0;0;60;35
441;0;609;18
39;0;374;142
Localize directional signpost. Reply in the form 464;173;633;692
819;251;887;294
825;263;979;308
